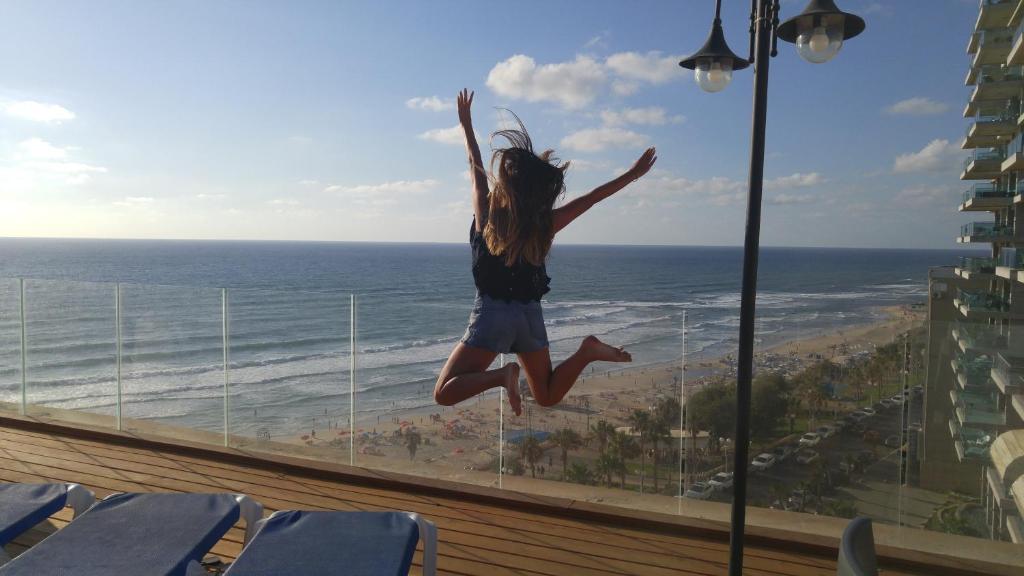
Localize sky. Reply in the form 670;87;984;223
0;0;985;248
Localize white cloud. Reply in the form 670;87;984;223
113;196;154;207
0;138;107;189
418;125;465;146
767;193;815;205
268;198;299;206
19;137;68;160
605;51;684;85
611;81;640;96
3;100;75;123
486;54;606;109
406;96;455;112
324;179;439;206
893;139;958;172
560;127;647;152
583;32;609;50
885;97;949;116
894;185;951;206
196;193;226;200
764;172;823;189
600;107;684;127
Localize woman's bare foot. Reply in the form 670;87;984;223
581;335;632;362
503;362;522;416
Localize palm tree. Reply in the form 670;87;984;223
404;430;421;461
589;420;615;453
594;450;617;487
651;398;679;493
628;410;651;492
566;462;593;485
519;436;544;478
610;430;638;488
550;428;583;479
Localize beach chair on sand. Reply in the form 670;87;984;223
224;510;437;576
0;492;263;576
0;483;95;566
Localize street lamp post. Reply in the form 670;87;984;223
678;1;864;574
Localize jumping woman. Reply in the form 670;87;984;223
434;89;657;416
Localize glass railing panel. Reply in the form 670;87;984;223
0;279;21;412
226;288;352;459
353;292;500;488
118;283;225;439
999;247;1023;268
959;256;997;273
957;288;1010;312
963;182;1011;203
496;302;687;515
20;279;117;427
960;221;1012;239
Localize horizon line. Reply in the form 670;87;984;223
0;235;981;252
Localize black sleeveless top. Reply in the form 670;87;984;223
470;220;551;303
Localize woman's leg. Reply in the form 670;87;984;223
518;335;631;408
435;343;522;415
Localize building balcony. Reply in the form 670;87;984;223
952;322;1008;354
956;256;999;279
976;0;1016;34
958;221;1014;243
1013;393;1024;419
961;183;1014;211
969;65;1024;105
962;149;1006;179
952;388;1007;427
991;352;1024;393
952;352;997;393
949;417;996;463
964;112;1017;149
971;29;1016;69
1009;15;1024;65
996;247;1024;279
955;288;1012;319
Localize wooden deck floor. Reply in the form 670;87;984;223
0;421;933;576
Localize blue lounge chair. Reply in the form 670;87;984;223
0;492;262;576
224;510;437;576
0;483;95;566
837;516;878;576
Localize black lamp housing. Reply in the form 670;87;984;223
679;18;751;72
776;0;866;44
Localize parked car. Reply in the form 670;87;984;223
796;450;819;465
890;395;904;405
772;445;794;463
839;459;857;473
684;481;715;500
848;411;868;422
751;453;776;471
912;385;923;396
816;426;836;439
788;488;811;510
851;422;867;435
873;402;886;412
907;422;922;433
831;420;847;431
799;432;821;447
884;434;902;448
708;472;734;491
859;407;877;417
879;399;895;409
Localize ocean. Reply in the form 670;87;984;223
0;238;972;436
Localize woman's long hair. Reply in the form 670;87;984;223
484;112;568;267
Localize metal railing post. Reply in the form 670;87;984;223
350;294;357;466
19;278;27;416
115;283;123;430
222;288;230;447
499;353;505;489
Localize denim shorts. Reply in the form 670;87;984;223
461;294;549;354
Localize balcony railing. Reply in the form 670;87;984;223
977;64;1024;84
999;247;1024;268
957;288;1010;312
953;353;995;386
953;419;995;462
992;353;1024;393
963;183;1012;204
960;221;1013;239
959;256;998;273
952;389;1005;426
954;322;1007;350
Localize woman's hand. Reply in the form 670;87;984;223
627;147;657;181
457;88;474;128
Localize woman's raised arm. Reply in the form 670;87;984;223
457;89;490;232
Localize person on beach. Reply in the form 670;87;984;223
434;89;657;416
